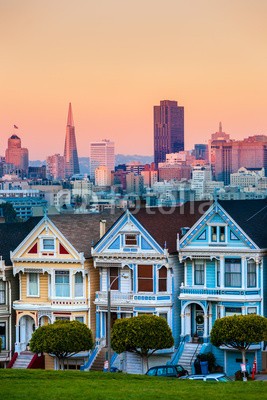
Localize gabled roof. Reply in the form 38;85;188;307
131;201;212;254
218;199;267;249
49;211;123;258
0;217;42;265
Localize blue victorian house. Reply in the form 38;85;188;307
178;199;267;375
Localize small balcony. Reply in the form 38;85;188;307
95;291;172;306
179;286;261;302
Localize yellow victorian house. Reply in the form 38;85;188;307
11;211;121;369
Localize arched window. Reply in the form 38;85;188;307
158;267;167;292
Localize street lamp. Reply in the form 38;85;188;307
107;271;129;372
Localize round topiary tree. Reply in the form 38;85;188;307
111;315;174;371
30;320;94;370
211;314;267;370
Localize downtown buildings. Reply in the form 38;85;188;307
154;100;184;167
90;140;115;181
63;103;80;179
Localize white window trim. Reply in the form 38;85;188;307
74;271;84;298
54;270;71;298
39;236;56;253
27;272;40;297
124;233;139;247
207;223;227;244
246;259;258;289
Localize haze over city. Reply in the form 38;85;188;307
1;0;267;159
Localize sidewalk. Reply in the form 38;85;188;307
254;374;267;381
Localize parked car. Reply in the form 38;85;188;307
146;365;188;378
184;373;232;382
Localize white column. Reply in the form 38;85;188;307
204;314;208;338
181;310;185;336
241;257;246;289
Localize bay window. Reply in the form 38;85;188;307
247;260;256;288
138;265;153;292
194;261;204;285
55;271;70;297
110;267;119;290
28;273;39;296
74;272;83;297
158;267;167;292
0;281;5;304
225;259;241;287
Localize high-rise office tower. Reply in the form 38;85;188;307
46;154;65;180
5;134;29;175
63;103;80;178
154;100;184;167
90;140;115;180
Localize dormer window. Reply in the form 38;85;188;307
210;226;226;243
125;234;138;246
43;238;55;250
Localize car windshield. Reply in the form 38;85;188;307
217;376;232;382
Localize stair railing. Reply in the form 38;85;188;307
189;343;201;371
80;344;100;371
170;336;187;365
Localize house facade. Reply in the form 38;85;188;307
92;204;206;373
178;200;267;375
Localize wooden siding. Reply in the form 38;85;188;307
88;259;99;339
21;272;49;302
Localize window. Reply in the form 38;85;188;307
125;234;137;246
225;259;241;287
55;271;70;297
0;281;5;304
158;267;167;292
0;322;6;350
210;226;226;243
74;272;83;297
75;316;84;323
55;316;70;321
110;267;119;290
159;313;168;321
247;307;257;314
247;260;256;288
217;263;220;287
225;307;242;316
42;238;55;251
211;226;217;242
28;273;39;296
194;261;204;285
138;265;153;292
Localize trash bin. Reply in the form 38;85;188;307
194;358;202;374
200;361;209;375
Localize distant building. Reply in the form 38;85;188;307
46;154;65;180
194;144;209;161
154;100;184;166
5;134;29;176
95;166;112;187
230;167;265;188
90;140;115;180
126;173;144;195
158;164;191;182
63;103;80;178
28;165;46;180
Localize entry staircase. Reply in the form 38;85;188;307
90;347;108;371
178;343;201;374
12;351;35;369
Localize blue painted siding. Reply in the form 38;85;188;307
212;304;217;325
263;256;267;318
108;236;121;249
206;260;215;288
187;262;192;285
141;236;153;250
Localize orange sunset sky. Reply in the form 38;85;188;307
1;0;267;160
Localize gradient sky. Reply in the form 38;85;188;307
1;0;267;160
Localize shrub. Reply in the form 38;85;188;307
197;352;216;372
235;370;250;381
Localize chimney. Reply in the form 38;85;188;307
100;220;106;238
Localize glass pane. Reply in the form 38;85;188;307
43;238;55;250
29;273;38;296
55;271;70;297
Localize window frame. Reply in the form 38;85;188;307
41;237;56;253
124;234;138;247
0;322;6;350
0;280;6;304
55;270;70;298
27;272;39;297
74;272;84;298
138;265;153;293
194;260;205;286
158;266;167;292
224;258;241;288
247;260;257;288
209;224;227;244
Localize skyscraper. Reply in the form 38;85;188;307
154;100;184;167
63;103;80;178
90;140;115;180
5;134;29;176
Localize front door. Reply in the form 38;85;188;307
19;315;35;351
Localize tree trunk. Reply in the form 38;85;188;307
241;349;247;381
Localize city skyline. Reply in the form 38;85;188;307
1;1;267;159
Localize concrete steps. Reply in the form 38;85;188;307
90;347;108;371
12;351;34;369
178;343;200;374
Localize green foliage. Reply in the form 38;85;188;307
197;352;216;372
29;320;94;361
210;314;267;351
0;203;18;223
111;315;174;359
235;370;250;381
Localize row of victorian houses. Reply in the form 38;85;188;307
0;199;266;375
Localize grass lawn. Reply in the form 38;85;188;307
0;369;266;400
